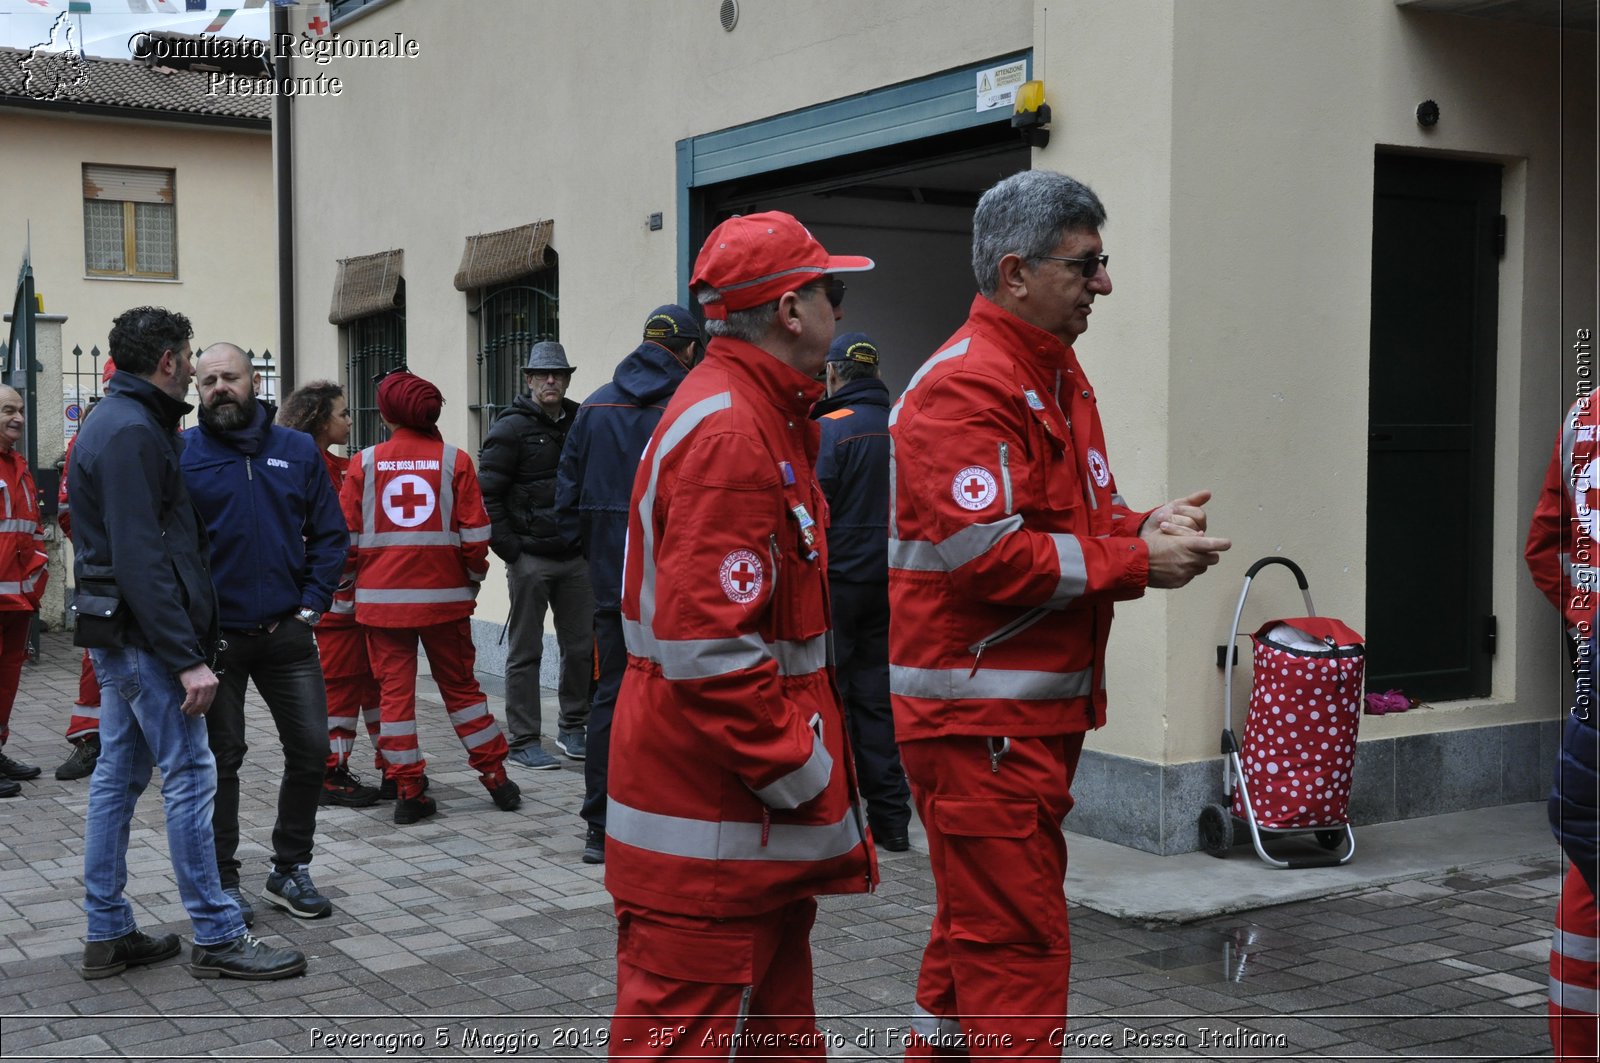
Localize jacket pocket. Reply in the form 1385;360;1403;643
619;913;756;984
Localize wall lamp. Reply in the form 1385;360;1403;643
1013;80;1051;148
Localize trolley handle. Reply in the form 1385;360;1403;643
1244;556;1309;588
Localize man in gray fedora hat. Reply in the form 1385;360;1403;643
478;341;595;770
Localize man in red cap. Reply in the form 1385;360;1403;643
338;370;521;824
606;213;877;1057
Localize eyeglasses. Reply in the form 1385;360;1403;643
1037;253;1109;279
804;277;846;309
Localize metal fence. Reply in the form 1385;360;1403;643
64;343;279;441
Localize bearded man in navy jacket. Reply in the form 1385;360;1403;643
181;344;349;924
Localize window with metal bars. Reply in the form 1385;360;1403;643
82;165;177;279
345;301;406;449
470;258;558;444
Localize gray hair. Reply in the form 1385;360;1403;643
971;170;1107;296
696;286;777;345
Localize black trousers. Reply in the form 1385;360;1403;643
582;608;625;830
207;619;330;886
831;579;911;835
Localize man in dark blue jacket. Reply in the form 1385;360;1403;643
554;304;700;864
813;331;911;851
75;307;305;982
182;344;350;924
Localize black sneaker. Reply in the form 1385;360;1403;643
320;766;380;808
0;750;41;780
80;930;181;980
394;793;437;825
0;777;18;798
222;886;254;928
190;933;307;980
264;864;332;919
489;778;521;812
55;737;100;781
582;825;605;865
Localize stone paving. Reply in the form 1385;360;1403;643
0;632;1559;1060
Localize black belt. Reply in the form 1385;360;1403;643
223;614;292;637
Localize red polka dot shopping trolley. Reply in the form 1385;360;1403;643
1201;557;1365;868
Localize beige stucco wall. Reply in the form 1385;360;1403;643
1040;0;1595;765
288;0;1033;625
288;0;1594;772
0;107;275;469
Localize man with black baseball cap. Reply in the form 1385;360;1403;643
605;214;877;1053
812;331;913;853
555;304;702;865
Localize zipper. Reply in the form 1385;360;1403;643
246;457;253;481
998;442;1013;515
767;533;781;596
967;606;1051;676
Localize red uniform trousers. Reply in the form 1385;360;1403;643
0;611;31;745
365;618;508;797
319;622;385;774
65;651;101;741
1551;861;1600;1062
900;733;1084;1060
611;898;824;1061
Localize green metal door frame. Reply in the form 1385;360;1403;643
675;51;1031;305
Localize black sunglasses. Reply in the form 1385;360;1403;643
808;276;847;309
372;364;409;385
1037;253;1109;280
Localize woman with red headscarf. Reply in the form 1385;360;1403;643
338;370;520;823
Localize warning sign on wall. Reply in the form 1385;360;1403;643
976;60;1028;113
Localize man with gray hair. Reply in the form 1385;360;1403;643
890;170;1231;1056
479;341;594;769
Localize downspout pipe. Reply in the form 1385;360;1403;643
273;3;296;393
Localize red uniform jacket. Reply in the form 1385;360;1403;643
338;430;491;629
1526;396;1600;634
889;295;1152;740
0;447;48;612
607;338;876;918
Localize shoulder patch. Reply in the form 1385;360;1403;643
821;409;854;421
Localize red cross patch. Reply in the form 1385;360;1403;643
951;466;998;511
1087;447;1111;488
719;548;764;604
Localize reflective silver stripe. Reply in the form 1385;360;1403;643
360;447;377;541
355;586;475;604
460;722;504;750
1047;533;1089;606
889;337;971;428
460;524;491;543
349;532;359;548
360;707;381;726
1551;973;1600;1013
358;530;460;548
607;798;863;863
0;570;43;595
890;664;1094;701
910;1005;965;1045
448;700;489;725
1562;553;1600;590
937;515;1024;571
467;569;486;583
635;392;734;651
383;748;422;765
329;600;355;614
887;537;943;571
381;721;417;737
75;704;101;721
328;737;353;754
440;445;458;530
1555;929;1600;963
622;619;826;679
751;740;833;810
1111;492;1128;508
0;518;36;534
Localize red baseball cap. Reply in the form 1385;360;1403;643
691;211;873;319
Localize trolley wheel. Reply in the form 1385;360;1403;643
1200;804;1234;858
1315;829;1345;851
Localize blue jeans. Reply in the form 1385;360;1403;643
84;646;245;947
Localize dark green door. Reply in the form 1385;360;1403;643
1366;153;1501;701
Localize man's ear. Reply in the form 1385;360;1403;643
996;253;1030;300
777;290;806;337
251;372;263;397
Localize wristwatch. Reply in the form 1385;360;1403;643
294;607;322;628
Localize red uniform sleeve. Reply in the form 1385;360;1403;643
453;449;491;582
646;429;831;809
339;453;364;581
1526;421;1573;618
895;371;1148;610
